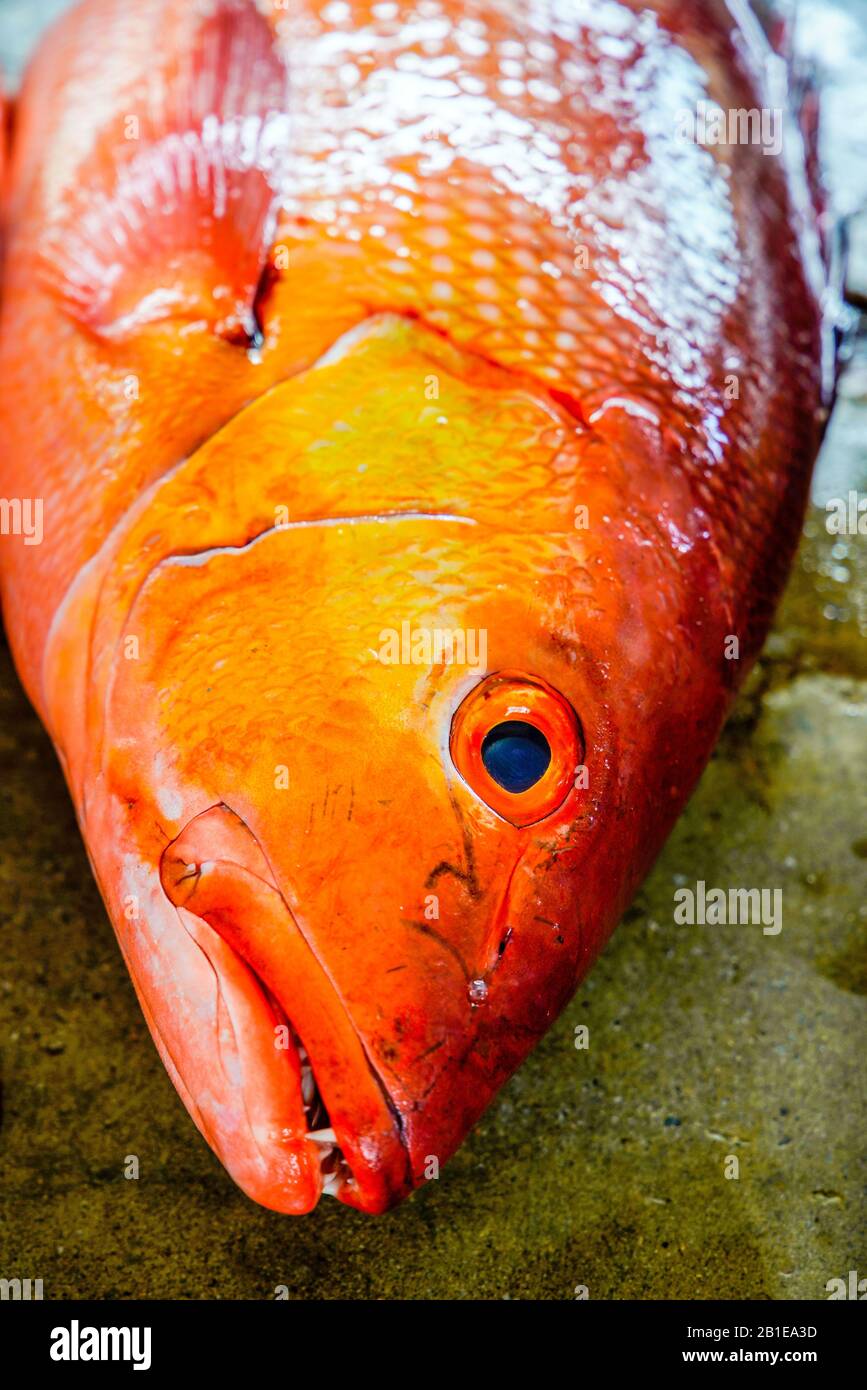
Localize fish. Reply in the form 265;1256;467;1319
0;0;836;1214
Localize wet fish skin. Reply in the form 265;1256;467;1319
0;0;830;1212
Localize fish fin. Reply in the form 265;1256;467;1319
742;1;848;396
746;0;796;60
783;4;855;393
40;0;288;344
742;3;822;193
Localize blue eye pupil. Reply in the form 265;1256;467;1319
481;721;551;794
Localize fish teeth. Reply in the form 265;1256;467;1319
306;1127;337;1144
301;1065;315;1107
295;1038;350;1193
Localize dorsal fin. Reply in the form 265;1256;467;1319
40;0;288;344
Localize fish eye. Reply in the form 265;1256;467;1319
450;673;583;828
481;721;551;792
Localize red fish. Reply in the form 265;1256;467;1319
0;0;834;1212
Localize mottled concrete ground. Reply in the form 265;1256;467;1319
1;0;865;1302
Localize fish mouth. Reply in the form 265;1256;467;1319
291;1032;348;1199
263;1003;355;1201
159;804;411;1214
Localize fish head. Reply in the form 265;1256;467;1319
48;314;733;1213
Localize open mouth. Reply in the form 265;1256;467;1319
294;1032;352;1199
159;803;411;1213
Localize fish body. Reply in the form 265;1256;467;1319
0;0;832;1212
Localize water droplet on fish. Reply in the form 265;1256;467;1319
468;978;488;1006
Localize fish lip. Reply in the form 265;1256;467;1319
213;934;350;1206
160;804;412;1214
